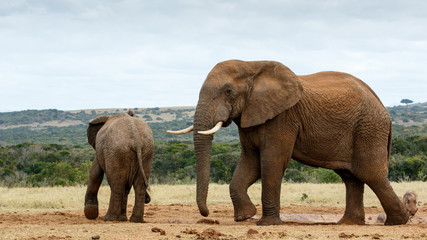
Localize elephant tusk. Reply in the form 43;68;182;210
198;121;223;135
167;125;194;135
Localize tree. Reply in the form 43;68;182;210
400;99;413;111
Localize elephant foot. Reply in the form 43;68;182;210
84;204;99;220
234;203;257;222
256;216;283;226
384;213;409;225
337;215;365;225
145;193;151;204
119;214;128;221
130;214;144;223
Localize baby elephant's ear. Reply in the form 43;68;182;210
87;115;110;149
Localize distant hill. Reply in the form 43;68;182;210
0;107;238;145
386;102;427;126
0;103;426;146
0;107;195;128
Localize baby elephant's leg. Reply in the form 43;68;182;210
130;173;147;223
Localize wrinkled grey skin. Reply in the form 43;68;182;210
185;60;409;226
84;110;154;223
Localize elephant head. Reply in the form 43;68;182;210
168;60;303;216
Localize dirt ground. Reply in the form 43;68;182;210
0;204;426;240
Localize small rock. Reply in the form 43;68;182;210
376;214;386;223
92;236;100;240
182;228;199;235
372;233;383;239
151;227;166;235
197;228;225;239
339;232;357;238
197;218;220;224
278;232;287;238
247;229;259;235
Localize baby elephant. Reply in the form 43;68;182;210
84;110;154;222
377;191;418;223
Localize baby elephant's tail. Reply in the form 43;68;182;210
136;147;151;203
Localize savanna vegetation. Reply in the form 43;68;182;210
2;181;426;212
0;133;425;187
0;103;426;187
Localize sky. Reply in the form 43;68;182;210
0;0;426;112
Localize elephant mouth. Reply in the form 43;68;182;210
222;119;233;128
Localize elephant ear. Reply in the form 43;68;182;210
87;115;110;149
240;61;303;128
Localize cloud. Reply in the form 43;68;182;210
0;0;426;111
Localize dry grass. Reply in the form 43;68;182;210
1;182;425;213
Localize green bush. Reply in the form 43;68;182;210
0;137;426;186
388;154;427;181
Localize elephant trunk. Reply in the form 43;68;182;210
193;103;215;217
194;131;213;217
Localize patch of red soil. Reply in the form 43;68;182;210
1;205;426;239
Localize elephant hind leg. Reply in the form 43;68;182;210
352;137;409;225
103;186;127;221
129;171;148;223
84;156;104;220
334;170;365;225
119;185;131;221
103;172;128;221
365;177;409;225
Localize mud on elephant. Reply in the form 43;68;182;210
169;60;409;226
84;110;154;223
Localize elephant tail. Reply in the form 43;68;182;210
128;115;151;203
136;146;151;203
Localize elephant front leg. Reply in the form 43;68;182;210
256;147;291;226
229;147;260;221
84;156;104;220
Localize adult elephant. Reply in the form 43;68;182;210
84;110;153;222
168;60;409;226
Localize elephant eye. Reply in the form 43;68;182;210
225;88;233;96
